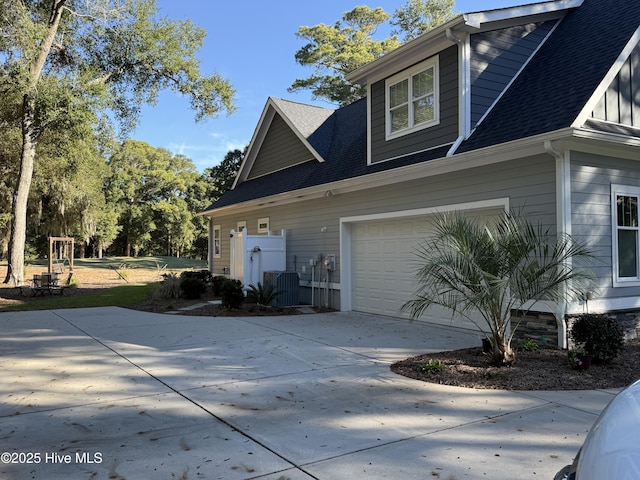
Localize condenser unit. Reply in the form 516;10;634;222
263;271;299;307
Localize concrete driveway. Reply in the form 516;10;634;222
0;307;618;479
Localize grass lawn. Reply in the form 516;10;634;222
0;283;159;312
21;256;207;271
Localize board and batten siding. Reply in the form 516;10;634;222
571;152;640;300
470;21;556;128
591;41;640;127
208;155;557;308
369;45;459;164
247;113;316;180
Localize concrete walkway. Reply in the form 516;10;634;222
0;308;618;479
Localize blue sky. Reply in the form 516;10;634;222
134;1;525;171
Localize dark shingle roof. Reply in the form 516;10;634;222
270;98;335;158
459;0;640;152
206;0;640;212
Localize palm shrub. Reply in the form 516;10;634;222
247;282;282;307
154;273;182;299
569;314;624;363
402;211;592;366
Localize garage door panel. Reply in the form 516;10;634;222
351;211;501;331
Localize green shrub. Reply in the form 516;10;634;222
180;277;206;299
154;273;181;299
569;314;624;364
180;270;212;283
247;282;282;306
211;275;227;296
517;338;539;352
418;359;446;374
220;278;244;309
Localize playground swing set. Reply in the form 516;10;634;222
25;237;75;296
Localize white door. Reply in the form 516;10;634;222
350;210;501;331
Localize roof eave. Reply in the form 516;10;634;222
232;97;331;189
201;128;585;218
347;0;583;86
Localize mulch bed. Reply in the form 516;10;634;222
391;340;640;390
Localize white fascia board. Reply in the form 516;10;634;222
463;0;583;29
232;98;276;188
201;128;573;218
346;17;462;86
200;126;640;218
348;0;582;86
573;24;640;129
269;100;327;164
232;98;327;189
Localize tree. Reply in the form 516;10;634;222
402;212;592;366
290;6;400;106
30;108;110;251
106;140;201;257
290;0;455;105
202;147;245;203
391;0;456;42
1;0;235;284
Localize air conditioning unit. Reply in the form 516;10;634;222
263;271;299;307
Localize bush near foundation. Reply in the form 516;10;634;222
211;275;228;296
179;276;206;299
220;278;244;309
569;314;624;364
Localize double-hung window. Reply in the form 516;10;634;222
386;56;439;139
612;185;640;285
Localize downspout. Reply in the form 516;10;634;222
545;140;571;349
446;28;471;157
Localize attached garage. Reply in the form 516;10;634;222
343;202;507;331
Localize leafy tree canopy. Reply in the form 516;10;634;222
1;0;236;283
202;147;246;204
391;0;456;42
290;0;456;106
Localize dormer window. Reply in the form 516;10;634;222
385;56;440;140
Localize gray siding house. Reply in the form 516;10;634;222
201;0;640;348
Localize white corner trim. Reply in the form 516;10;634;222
366;85;372;166
463;0;583;29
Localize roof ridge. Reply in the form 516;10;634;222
270;97;335;112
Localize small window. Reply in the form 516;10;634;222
213;224;221;258
237;221;247;234
612;185;640;285
258;217;270;234
385;56;439;139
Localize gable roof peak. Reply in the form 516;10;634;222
348;0;583;86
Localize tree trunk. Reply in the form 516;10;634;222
3;0;66;285
489;338;516;367
4;96;38;285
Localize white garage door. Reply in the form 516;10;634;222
351;210;501;331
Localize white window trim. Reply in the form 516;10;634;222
213;224;221;259
257;217;270;234
611;184;640;287
385;56;440;141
